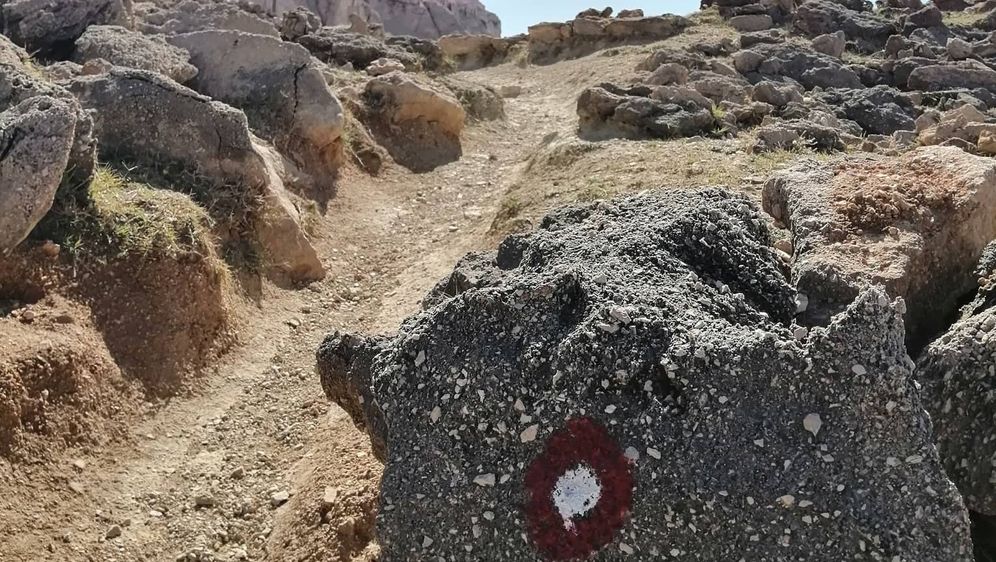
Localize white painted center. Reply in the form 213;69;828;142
552;464;602;530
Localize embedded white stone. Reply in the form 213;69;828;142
552;464;602;530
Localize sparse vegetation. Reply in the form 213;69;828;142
943;11;988;28
33;166;216;262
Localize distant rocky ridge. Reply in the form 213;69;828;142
250;0;500;39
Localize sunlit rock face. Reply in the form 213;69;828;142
254;0;500;38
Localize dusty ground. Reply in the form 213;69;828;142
0;21;811;562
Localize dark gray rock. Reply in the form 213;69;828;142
0;96;77;251
318;189;973;561
73;26;198;84
744;43;864;90
920;241;996;516
816;86;918;134
295;28;418;69
739;29;785;48
385;35;446;71
576;83;717;141
1;0;132;58
794;0;898;53
905;5;944;29
908;60;996;90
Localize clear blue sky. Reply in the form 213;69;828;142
489;1;701;36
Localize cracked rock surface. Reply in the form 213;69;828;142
319;189;971;561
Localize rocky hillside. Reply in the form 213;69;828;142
252;0;501;38
3;0;996;561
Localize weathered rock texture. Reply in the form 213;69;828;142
0;97;77;252
529;13;691;63
0;62;97;204
169;30;345;190
135;0;279;36
250;0;500;39
318;189;972;561
577;83;717;141
920;241;996;516
354;71;465;172
763;147;996;346
67;68;325;284
73;25;199;84
1;0;133;57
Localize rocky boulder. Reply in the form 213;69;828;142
907;60;996;91
441;77;505;121
254;0;501;39
763;146;996;346
919;242;996;515
356;71;465;173
135;0;278;36
67;68;324;284
816;86;918;135
794;0;898;53
0;63;96;204
1;0;133;57
917;104;996;152
295;28;419;69
438;34;513;71
576;83;717;141
0;97;77;252
751;119;845;152
66;69;268;190
528;14;690;64
318;189;972;561
735;43;864;90
73;26;199;84
169;30;344;190
0;35;29;66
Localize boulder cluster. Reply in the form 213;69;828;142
577;0;996;155
0;0;507;281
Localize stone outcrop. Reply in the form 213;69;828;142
318;189;972;561
354;71;465;172
0;62;97;204
441;76;505;121
0;97;77;252
294;28;419;70
920;242;996;516
763;147;996;346
577;83;717;141
815;86;917;135
169;30;345;191
1;0;133;57
73;26;199;84
135;0;279;36
248;0;500;39
917;104;996;153
67;68;325;284
528;13;691;64
794;0;898;52
438;34;514;71
907;61;996;91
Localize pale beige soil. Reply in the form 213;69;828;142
0;21;808;561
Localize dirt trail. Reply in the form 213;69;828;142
0;62;572;561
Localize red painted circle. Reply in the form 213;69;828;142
524;417;634;560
